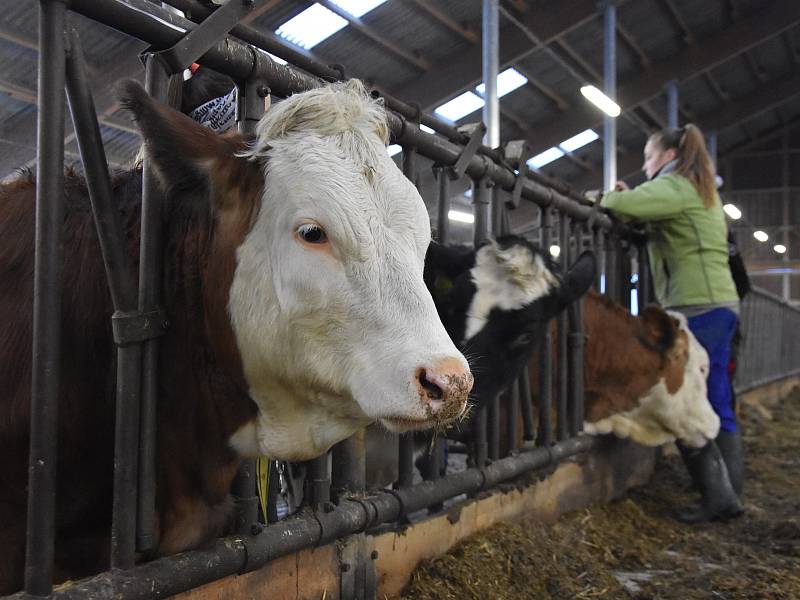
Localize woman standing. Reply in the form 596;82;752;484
601;125;744;523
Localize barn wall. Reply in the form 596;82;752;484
172;437;655;600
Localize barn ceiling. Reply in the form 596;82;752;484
0;0;798;191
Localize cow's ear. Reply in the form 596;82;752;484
558;250;596;304
640;306;678;353
118;80;259;200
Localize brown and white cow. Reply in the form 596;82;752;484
530;290;718;448
0;80;471;592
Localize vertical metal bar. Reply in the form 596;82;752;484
518;368;535;442
665;79;679;129
567;222;584;436
556;215;569;441
435;166;450;244
637;243;650;306
605;233;617;302
472;177;491;245
487;394;500;461
305;454;330;510
537;208;553;447
505;383;519;454
781;130;791;301
25;1;66;594
129;54;170;560
230;77;267;532
398;434;415;489
603;0;617;191
472;407;488;468
332;430;366;496
482;0;499;149
707;129;718;169
64;23;147;561
491;186;504;236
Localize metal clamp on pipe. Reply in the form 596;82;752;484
448;122;487;180
112;309;169;346
149;0;257;74
503;139;531;209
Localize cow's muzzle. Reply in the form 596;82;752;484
414;357;473;424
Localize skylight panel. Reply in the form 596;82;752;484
475;68;528;98
330;0;387;17
559;129;599;152
267;53;287;65
527;147;564;169
420;124;435;134
387;144;402;157
275;4;348;50
434;92;484;122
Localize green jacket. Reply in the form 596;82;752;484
601;173;738;309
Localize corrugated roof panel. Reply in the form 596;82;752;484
711;56;760;99
673;0;725;38
620;0;685;63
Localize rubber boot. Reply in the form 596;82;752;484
716;430;744;498
676;440;744;523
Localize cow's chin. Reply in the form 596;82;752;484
378;416;441;433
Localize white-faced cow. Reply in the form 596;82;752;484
529;290;719;448
425;236;596;427
0;80;472;593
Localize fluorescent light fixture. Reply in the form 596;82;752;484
448;209;474;224
549;245;561;258
387;144;402;157
580;85;621;117
330;0;387;17
463;188;473;198
420;124;435;134
600;273;606;294
723;204;742;220
630;289;639;315
559;129;599;152
434;91;484;122
267;52;287;65
275;4;348;49
774;244;787;254
753;230;769;242
475;68;528;98
527;146;565;169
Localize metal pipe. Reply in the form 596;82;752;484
472;407;488;468
332;430;366;496
305;454;330;510
537;208;553;447
25;1;66;594
637;243;650;305
482;0;499;149
665;79;679;129
604;233;618;302
435;166;450;244
518;368;535;442
488;394;500;461
39;437;597;600
556;216;569;441
397;434;415;489
707;129;718;169
473;177;491;246
505;383;519;455
602;0;617;191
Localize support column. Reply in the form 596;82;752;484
665;79;679;129
782;130;790;301
482;0;499;149
602;0;617;191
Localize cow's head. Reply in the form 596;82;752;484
120;80;472;460
427;235;595;411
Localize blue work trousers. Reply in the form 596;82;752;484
687;308;739;433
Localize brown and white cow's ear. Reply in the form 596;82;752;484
118;79;259;204
557;250;596;305
640;306;678;353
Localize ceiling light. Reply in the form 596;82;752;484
559;129;599;152
420;124;435;134
549;245;561;258
774;244;787;254
434;91;485;122
276;4;348;50
723;204;742;220
448;210;475;224
580;85;621;117
753;230;769;242
475;68;528;98
387;144;402;157
329;0;387;17
527;147;565;169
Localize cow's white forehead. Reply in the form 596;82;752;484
463;242;558;341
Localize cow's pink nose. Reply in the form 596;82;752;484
415;358;473;418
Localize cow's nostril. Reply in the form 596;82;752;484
418;368;445;401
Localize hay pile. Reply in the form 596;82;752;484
399;386;800;599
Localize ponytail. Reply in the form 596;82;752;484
649;124;717;208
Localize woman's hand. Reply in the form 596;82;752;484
614;180;630;191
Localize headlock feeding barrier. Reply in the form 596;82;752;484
11;1;800;598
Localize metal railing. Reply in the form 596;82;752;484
9;1;647;598
735;288;800;393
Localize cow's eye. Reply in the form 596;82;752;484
297;223;327;244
